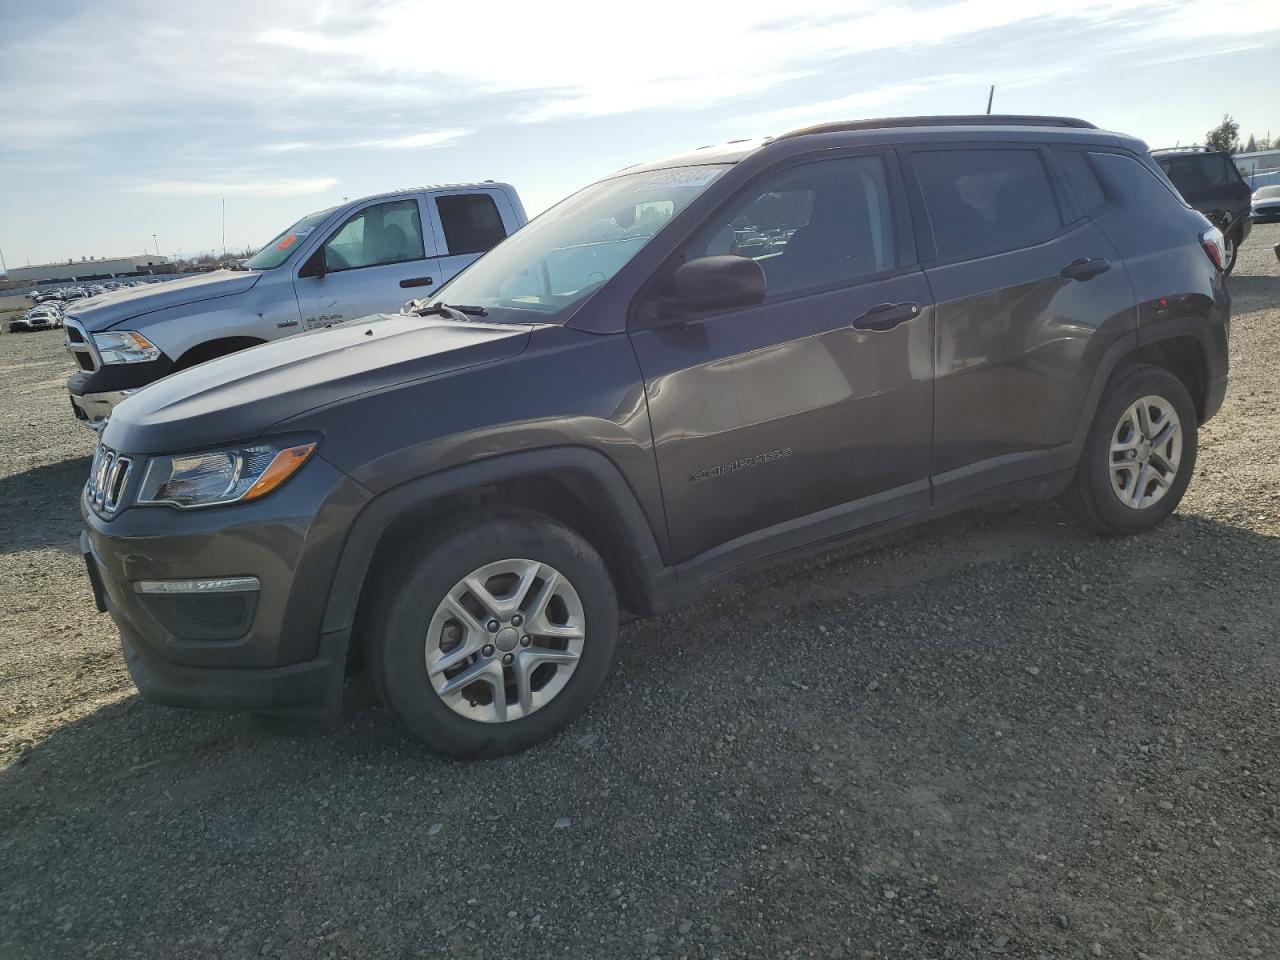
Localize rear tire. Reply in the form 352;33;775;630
366;509;618;759
1063;364;1198;535
1222;228;1238;275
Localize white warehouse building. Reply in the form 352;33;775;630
8;253;170;283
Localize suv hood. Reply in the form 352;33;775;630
102;314;534;455
67;270;263;332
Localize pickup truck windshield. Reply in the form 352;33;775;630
425;165;729;322
243;205;339;270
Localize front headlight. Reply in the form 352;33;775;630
138;439;317;508
93;330;161;364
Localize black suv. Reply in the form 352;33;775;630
1153;147;1252;273
81;116;1230;758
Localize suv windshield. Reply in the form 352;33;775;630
424;165;729;322
243;206;339;270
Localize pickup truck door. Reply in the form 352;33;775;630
424;190;516;289
292;196;442;330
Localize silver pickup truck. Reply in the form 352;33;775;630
64;182;527;426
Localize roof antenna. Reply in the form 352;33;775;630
986;85;995;115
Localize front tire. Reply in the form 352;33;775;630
366;509;619;759
1063;364;1198;535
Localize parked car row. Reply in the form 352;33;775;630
79;115;1232;759
32;278;163;306
7;301;65;333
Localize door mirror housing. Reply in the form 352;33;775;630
298;250;326;279
672;256;765;312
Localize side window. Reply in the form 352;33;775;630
909;148;1063;262
437;194;507;255
686;154;898;299
322;199;425;272
1158;156;1210;195
1057;150;1108;218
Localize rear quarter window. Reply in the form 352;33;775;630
1056;149;1108;218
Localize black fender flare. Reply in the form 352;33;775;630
1073;317;1226;448
320;446;671;635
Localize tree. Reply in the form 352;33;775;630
1204;114;1240;154
1244;134;1257;153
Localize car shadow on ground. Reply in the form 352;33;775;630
0;455;90;555
3;502;1278;958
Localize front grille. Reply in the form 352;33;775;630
86;444;133;515
64;318;100;372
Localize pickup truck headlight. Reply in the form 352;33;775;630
138;439;317;508
93;331;161;364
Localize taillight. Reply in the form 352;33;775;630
1200;227;1226;272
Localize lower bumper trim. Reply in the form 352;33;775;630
70;388;139;427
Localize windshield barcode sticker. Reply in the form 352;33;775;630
637;168;721;190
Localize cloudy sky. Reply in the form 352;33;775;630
1;0;1276;269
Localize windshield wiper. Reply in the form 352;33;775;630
411;301;489;321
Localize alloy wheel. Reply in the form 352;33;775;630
1109;395;1182;510
425;559;586;723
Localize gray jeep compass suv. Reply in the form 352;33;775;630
81;116;1230;758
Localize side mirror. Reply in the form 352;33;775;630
672;256;765;312
298;249;326;279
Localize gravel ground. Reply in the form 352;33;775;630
1;227;1278;960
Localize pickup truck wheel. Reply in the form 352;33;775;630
1063;364;1198;535
367;510;618;759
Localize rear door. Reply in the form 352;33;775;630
425;191;513;287
903;143;1137;501
630;150;935;566
292;196;441;329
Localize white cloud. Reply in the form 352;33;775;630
2;0;1274;147
130;177;340;196
262;128;471;154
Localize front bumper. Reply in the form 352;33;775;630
70;388;142;427
67;356;174;426
81;454;372;720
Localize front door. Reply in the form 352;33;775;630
293;196;441;330
629;152;934;567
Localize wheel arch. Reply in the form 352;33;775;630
323;447;672;658
174;336;267;370
1122;333;1210;422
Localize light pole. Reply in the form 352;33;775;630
152;234;160;256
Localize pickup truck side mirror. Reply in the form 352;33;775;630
298;250;326;279
672;256;765;312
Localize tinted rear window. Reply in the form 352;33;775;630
437;194;507;255
1057;150;1108;218
909;148;1062;261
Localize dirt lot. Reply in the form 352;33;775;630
2;228;1278;960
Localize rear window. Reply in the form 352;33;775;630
909;148;1063;262
1057;150;1108;218
437;194;507;255
1158;153;1241;194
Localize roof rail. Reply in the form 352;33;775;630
776;115;1097;141
1150;146;1213;155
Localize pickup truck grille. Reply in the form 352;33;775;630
87;444;133;515
64;317;101;372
